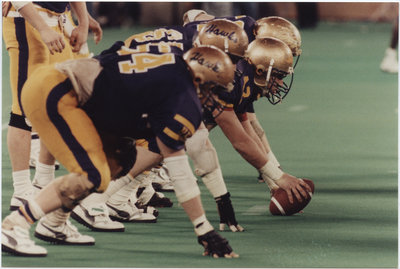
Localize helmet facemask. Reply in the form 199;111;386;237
246;37;294;105
197;81;233;117
253;59;294;105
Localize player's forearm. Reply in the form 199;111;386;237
230;135;268;169
241;118;268;155
248;113;271;154
215;111;267;169
69;2;89;28
15;2;52;33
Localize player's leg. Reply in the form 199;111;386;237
2;67;109;256
31;140;95;244
73;145;161;228
133;139;173;208
2;15;51;211
158;138;238;258
185;123;243;232
380;17;399;73
105;144;162;222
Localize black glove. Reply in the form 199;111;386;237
215;192;244;232
197;230;237;258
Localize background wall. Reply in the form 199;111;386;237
89;2;399;28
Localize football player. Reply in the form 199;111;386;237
74;19;248;233
3;1;99;246
183;11;311;200
1;44;239;258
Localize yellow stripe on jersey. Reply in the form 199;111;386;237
136;138;149;149
174;114;195;135
215;96;234;109
163;127;181;141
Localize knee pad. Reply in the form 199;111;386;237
164;155;200;204
54;173;95;211
185;129;219;177
9;112;32;131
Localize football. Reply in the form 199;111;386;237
269;178;315;216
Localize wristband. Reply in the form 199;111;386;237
259;161;283;181
193;214;213;236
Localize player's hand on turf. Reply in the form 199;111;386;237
39;28;65;54
197;230;239;258
275;174;311;204
216;192;244;232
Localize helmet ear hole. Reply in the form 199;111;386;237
256;65;265;76
194;76;202;84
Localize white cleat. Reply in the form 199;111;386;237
71;203;125;232
9;189;35;211
2;226;47;257
106;200;157;223
380;48;398;73
34;218;95;245
151;165;174;192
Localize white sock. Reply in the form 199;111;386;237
108;180;140;205
3;211;31;230
80;175;133;207
42;209;70;226
12;170;32;195
33;162;55;187
104;174;133;199
24;199;45;222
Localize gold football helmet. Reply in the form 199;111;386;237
194;19;249;64
245;37;294;105
183;45;235;115
255;16;302;68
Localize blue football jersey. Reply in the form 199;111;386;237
203;59;261;125
84;45;202;151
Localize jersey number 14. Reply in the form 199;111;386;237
118;53;175;74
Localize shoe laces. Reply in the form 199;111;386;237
89;203;116;224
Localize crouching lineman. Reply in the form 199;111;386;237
1;44;238;258
73;19;248;233
183;11;312;204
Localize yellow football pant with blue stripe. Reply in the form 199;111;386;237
3;6;75;117
21;65;111;192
